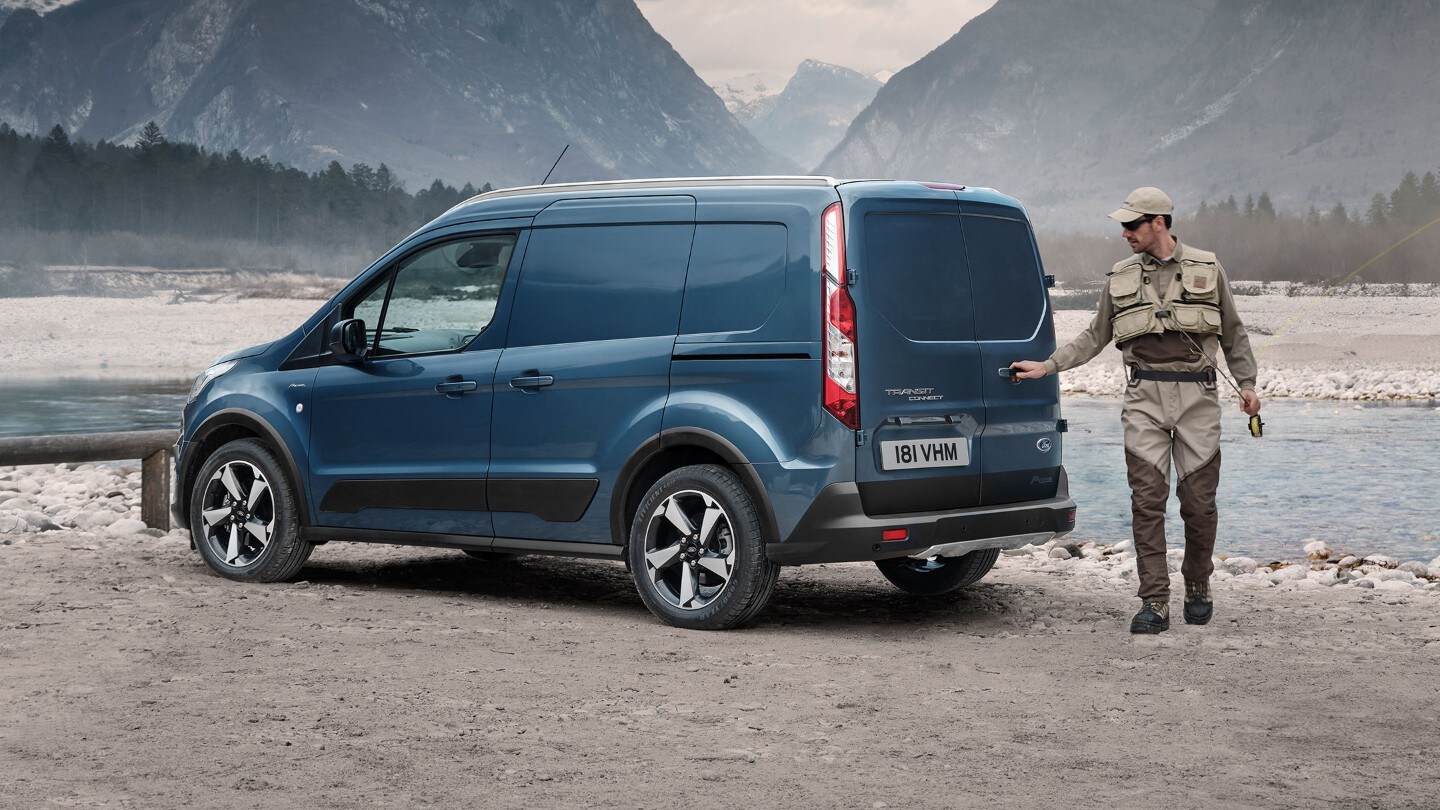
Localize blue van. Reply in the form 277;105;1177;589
175;177;1076;629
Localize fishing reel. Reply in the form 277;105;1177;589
1248;413;1264;438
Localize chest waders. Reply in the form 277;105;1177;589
1110;259;1225;604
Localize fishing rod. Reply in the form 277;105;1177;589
1157;312;1264;438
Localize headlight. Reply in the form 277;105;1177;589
187;360;238;403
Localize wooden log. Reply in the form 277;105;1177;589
0;430;179;530
0;430;178;467
142;449;172;531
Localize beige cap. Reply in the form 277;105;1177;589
1108;186;1173;222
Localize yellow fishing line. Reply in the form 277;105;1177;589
1258;212;1440;353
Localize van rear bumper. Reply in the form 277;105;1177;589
767;468;1076;565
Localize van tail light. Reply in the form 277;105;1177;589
821;202;859;430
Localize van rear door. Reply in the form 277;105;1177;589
842;184;1061;516
959;204;1062;505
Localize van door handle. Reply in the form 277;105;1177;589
509;375;555;390
997;367;1021;383
435;379;478;396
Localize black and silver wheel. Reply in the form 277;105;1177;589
628;464;778;630
189;438;311;582
874;548;998;596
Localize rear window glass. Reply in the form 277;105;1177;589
961;215;1046;340
508;224;692;347
863;212;975;342
680;224;786;335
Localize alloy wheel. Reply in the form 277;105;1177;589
199;460;275;568
640;489;736;611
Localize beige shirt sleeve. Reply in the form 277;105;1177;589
1043;289;1113;375
1215;264;1258;391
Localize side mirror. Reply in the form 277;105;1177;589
328;318;369;363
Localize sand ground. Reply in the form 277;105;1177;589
3;530;1439;809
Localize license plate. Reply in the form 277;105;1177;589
880;437;970;470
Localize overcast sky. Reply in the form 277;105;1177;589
635;0;997;87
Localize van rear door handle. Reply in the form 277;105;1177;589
509;375;555;390
435;379;478;396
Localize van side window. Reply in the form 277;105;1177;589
508;224;692;347
864;212;976;342
680;224;786;335
350;234;517;357
960;216;1046;341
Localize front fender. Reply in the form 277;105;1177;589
177;403;312;528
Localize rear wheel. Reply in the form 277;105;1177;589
628;464;778;630
874;548;999;596
189;438;312;582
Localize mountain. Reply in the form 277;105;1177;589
0;0;796;189
0;0;78;21
711;70;786;118
743;59;881;171
820;0;1440;230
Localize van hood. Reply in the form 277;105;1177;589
212;341;273;366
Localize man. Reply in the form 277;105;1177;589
1010;187;1261;634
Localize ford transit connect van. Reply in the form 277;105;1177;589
175;177;1076;629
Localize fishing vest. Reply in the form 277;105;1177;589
1107;247;1223;344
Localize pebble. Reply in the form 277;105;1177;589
105;519;151;538
1222;557;1259;575
1364;555;1400;568
70;510;122;531
1375;580;1417;593
1048;547;1071;560
1269;565;1309;585
1397;562;1429;578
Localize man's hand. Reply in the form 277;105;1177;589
1009;360;1047;380
1239;389;1261;416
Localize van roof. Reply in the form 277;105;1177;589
434;176;1023;227
468;175;842;202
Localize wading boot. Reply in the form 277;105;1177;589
1184;579;1213;625
1129;600;1170;634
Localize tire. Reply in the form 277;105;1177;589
874;548;999;596
627;464;778;630
189;438;312;583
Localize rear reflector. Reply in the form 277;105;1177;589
881;528;908;542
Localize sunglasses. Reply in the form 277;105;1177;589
1121;215;1156;232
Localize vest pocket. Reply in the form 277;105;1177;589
1169;303;1222;334
1180;263;1219;298
1112;304;1159;342
1108;267;1144;306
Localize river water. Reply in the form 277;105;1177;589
1060;397;1440;563
2;380;1436;563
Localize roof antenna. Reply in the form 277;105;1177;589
540;144;569;185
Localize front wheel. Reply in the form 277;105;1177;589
628;465;778;630
874;548;999;596
189;438;312;582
